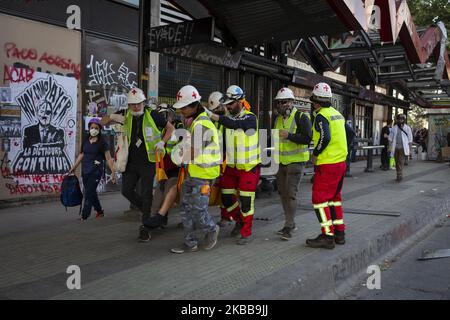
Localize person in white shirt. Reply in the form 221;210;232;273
388;114;413;182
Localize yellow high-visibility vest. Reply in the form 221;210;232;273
312;107;347;165
274;109;310;165
225;110;260;172
125;109;163;163
188;112;221;180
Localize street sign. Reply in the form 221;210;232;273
149;17;214;51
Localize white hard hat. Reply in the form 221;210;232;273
312;82;332;98
127;88;146;104
208;91;223;110
274;87;295;100
173;85;201;109
221;85;245;105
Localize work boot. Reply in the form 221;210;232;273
204;225;220;250
170;244;198;254
237;236;253;245
230;222;243;237
334;231;346;245
306;234;335;249
138;225;151;242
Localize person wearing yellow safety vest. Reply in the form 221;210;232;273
100;88;174;233
273;87;312;240
307;82;348;249
170;85;221;254
137;103;183;241
205;85;260;245
208;91;229;226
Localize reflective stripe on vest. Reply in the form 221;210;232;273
274;109;310;165
225;110;260;172
312;107;347;165
125;109;163;163
188;112;221;180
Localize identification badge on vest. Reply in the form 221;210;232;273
136;138;142;148
145;127;153;139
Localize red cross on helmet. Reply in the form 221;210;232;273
274;87;295;100
127;87;146;104
173;85;202;109
312;82;332;98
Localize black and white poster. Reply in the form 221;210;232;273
9;71;77;183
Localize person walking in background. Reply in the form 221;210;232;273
68;118;117;221
380;119;393;171
389;114;413;182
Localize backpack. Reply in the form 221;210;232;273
60;174;83;212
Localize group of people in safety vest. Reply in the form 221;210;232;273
98;81;348;253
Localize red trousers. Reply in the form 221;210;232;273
219;165;260;237
312;162;346;236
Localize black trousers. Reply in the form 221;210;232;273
381;145;389;169
121;161;155;222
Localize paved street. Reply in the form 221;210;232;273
0;159;449;300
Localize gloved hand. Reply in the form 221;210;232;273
155;141;165;152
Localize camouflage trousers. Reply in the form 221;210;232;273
180;176;217;247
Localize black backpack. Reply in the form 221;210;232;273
60;174;83;212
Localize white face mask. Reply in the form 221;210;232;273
90;128;99;137
131;110;144;117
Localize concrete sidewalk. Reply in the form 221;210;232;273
0;159;449;300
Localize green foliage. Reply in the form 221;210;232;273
408;105;427;129
408;0;450;39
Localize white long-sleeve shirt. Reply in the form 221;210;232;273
389;124;413;155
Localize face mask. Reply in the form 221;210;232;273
131;110;144;117
90;128;99;137
284;107;292;117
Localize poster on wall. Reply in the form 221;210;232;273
0;104;21;138
428;115;450;160
0;87;12;103
8;71;77;184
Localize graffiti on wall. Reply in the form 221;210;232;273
2;71;77;192
4;42;81;80
428;115;450;160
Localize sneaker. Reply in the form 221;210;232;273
237;236;253;245
138;225;151;242
396;176;403;182
170;244;199;254
279;227;292;241
95;210;105;219
204;225;220;250
306;234;335;249
230;222;243;237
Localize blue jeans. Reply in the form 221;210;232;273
82;172;103;219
